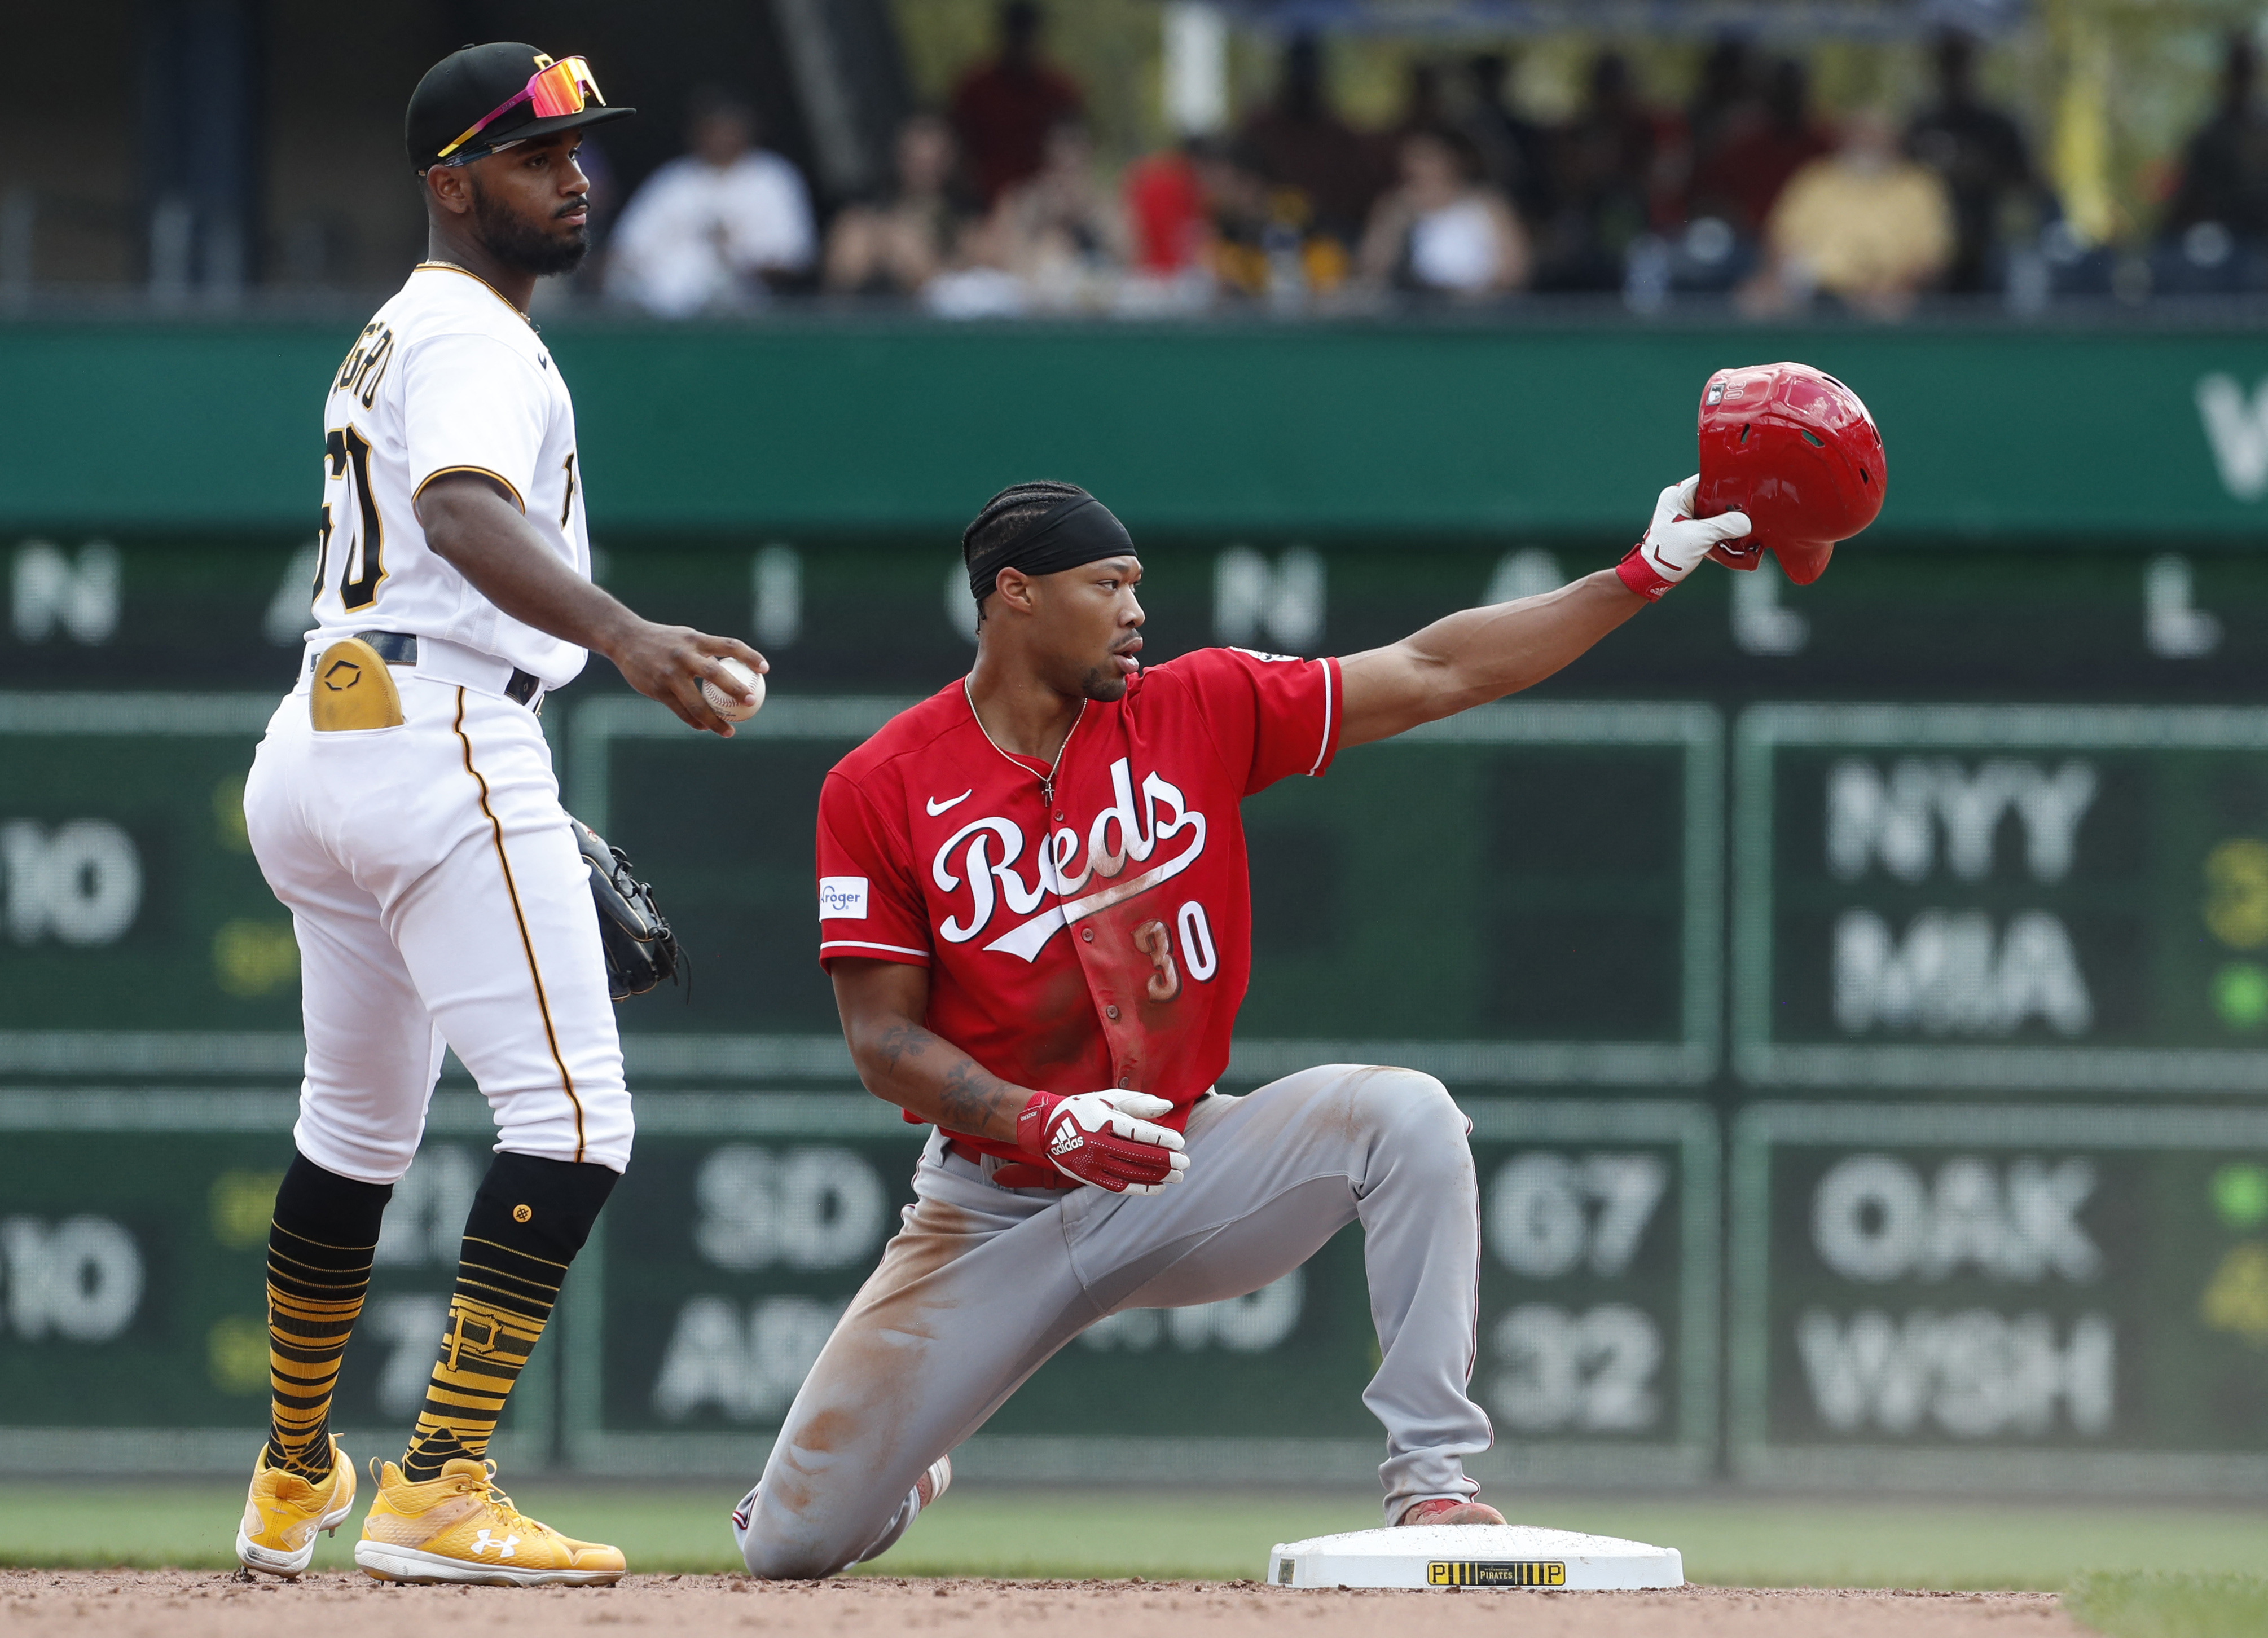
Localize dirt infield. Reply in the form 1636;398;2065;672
0;1571;2084;1636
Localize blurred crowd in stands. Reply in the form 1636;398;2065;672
592;3;2268;319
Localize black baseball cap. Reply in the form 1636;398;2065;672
406;42;635;173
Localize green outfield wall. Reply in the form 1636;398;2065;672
7;318;2268;540
6;687;2268;1487
5;317;2268;1490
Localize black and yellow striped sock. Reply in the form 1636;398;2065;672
263;1155;393;1480
400;1153;617;1482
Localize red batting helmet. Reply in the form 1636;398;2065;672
1695;361;1885;585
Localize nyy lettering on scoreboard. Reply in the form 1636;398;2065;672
1734;704;2268;1093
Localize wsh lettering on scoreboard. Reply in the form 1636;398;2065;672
1730;1103;2268;1490
1734;704;2268;1091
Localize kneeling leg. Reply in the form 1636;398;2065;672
737;1188;1095;1579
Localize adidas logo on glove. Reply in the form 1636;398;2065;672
1016;1089;1190;1195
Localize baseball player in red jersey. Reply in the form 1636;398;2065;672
732;477;1752;1578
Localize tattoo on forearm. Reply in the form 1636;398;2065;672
873;1021;928;1071
856;1016;1014;1139
937;1060;1007;1138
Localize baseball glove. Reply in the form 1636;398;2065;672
569;816;683;1002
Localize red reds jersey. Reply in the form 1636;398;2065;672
815;647;1342;1160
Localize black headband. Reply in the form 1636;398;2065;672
966;495;1136;601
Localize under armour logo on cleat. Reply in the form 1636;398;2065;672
471;1528;519;1558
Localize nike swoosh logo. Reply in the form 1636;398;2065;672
926;790;973;816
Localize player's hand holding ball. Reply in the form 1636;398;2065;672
702;656;766;722
1018;1089;1190;1195
1615;475;1755;602
608;620;768;737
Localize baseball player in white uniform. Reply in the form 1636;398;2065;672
232;43;764;1586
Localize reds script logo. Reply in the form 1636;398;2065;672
932;756;1207;962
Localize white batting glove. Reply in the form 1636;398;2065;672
1016;1089;1192;1194
1615;475;1755;601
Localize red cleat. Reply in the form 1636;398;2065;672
1397;1497;1507;1527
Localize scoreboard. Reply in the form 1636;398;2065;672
1736;704;2268;1092
0;694;303;1077
0;1091;1713;1488
1732;1103;2268;1490
12;531;2268;700
1717;702;2268;1490
566;694;1721;1087
556;1095;1715;1487
3;529;2265;1487
0;1090;551;1472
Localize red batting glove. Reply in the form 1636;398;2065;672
1616;475;1756;601
1016;1090;1191;1195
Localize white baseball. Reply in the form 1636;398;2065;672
701;657;765;721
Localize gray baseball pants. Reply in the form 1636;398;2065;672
735;1063;1492;1580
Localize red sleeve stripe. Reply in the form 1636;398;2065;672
1308;657;1336;777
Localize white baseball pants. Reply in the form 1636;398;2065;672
243;662;631;1184
736;1064;1490;1579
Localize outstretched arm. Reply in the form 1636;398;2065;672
1337;477;1752;748
1338;570;1642;748
417;471;767;736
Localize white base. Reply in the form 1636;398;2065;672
1267;1524;1684;1590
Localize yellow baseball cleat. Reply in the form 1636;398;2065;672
236;1437;357;1577
354;1457;625;1586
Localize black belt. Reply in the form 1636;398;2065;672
351;631;543;708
